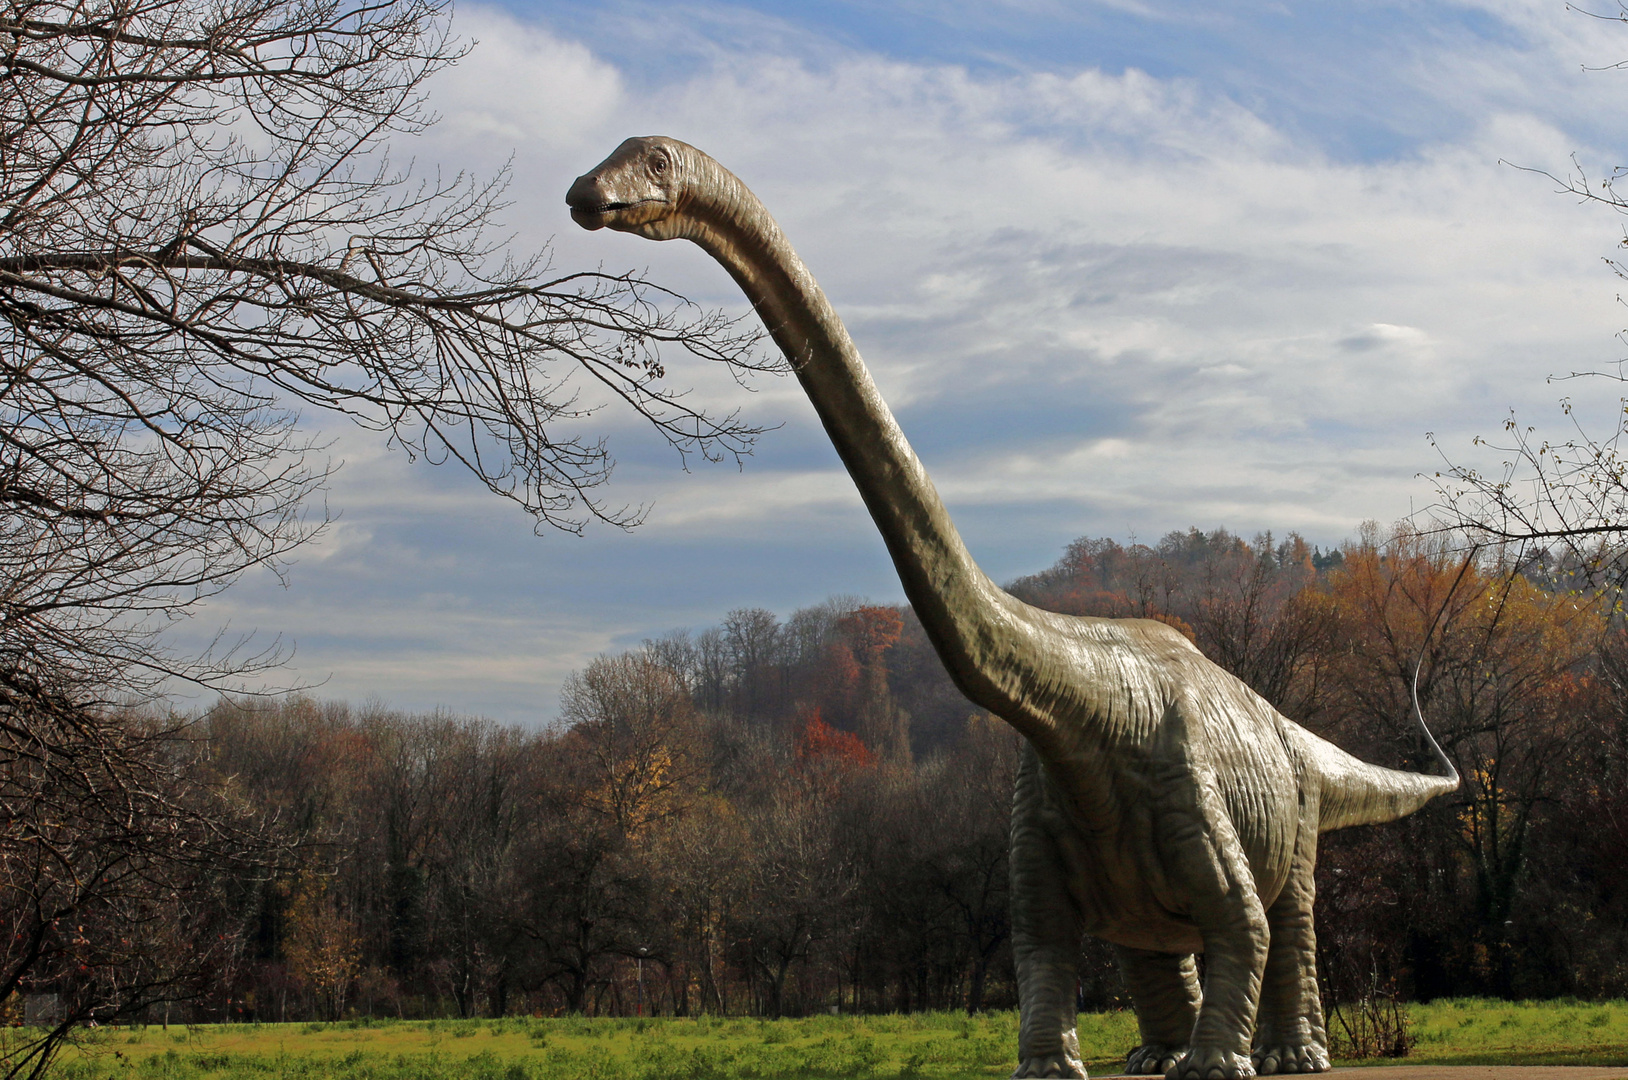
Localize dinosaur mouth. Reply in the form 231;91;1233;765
568;196;666;230
571;197;664;215
580;199;641;214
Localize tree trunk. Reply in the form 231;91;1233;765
967;954;989;1015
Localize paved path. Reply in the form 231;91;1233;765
1324;1071;1628;1080
1094;1071;1628;1080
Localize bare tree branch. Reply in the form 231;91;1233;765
0;0;776;703
0;1;775;1068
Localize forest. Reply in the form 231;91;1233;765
14;522;1628;1038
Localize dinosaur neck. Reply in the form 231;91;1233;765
676;165;1044;727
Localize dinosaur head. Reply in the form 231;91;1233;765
566;136;698;241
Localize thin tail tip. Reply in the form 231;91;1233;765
1411;660;1458;792
1409;548;1476;798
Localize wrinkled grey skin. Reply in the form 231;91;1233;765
567;138;1458;1080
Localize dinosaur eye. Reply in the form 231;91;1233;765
650;153;668;175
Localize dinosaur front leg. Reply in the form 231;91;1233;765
1115;946;1201;1075
1252;819;1329;1075
1163;776;1268;1080
1011;750;1087;1080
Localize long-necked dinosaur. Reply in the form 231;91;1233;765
566;137;1457;1080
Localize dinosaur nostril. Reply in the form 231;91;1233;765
566;174;604;208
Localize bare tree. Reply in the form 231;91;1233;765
735;776;853;1018
1430;7;1628;580
0;0;770;701
645;794;747;1014
1430;404;1628;583
0;698;285;1080
928;716;1020;1014
1184;532;1335;722
0;0;767;1066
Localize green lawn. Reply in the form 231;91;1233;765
1397;998;1628;1067
19;1000;1628;1079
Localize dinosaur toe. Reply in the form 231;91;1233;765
1166;1046;1256;1080
1012;1052;1088;1078
1126;1043;1186;1075
1251;1042;1330;1075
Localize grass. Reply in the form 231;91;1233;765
1395;998;1628;1068
16;1000;1628;1079
26;1012;1067;1080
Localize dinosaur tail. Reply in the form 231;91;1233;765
1303;728;1459;832
1312;578;1463;832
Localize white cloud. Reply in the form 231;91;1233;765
434;9;623;150
188;3;1628;722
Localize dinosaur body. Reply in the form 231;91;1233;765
567;137;1456;1080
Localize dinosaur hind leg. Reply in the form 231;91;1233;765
1115;946;1201;1075
1162;768;1268;1080
1011;746;1087;1080
1251;817;1330;1075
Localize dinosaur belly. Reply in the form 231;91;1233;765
1025;741;1299;956
1044;797;1208;954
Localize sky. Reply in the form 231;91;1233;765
186;0;1628;725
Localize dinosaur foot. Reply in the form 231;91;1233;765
1251;1043;1330;1075
1166;1046;1256;1080
1011;1052;1087;1078
1125;1043;1186;1075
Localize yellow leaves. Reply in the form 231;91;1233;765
1455;763;1515;847
1327;529;1604;688
562;654;702;840
578;737;684;839
283;872;359;1020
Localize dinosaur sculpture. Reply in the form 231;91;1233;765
567;137;1457;1080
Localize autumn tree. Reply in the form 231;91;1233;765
284;875;361;1021
506;656;706;1014
1522;630;1628;994
1319;527;1603;996
78;525;1628;1019
835;607;906;759
561;654;703;839
794;712;875;783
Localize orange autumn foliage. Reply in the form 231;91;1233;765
795;710;874;770
837;606;904;661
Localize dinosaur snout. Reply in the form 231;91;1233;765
566;173;612;230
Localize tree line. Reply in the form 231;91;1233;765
15;521;1628;1046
